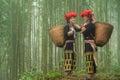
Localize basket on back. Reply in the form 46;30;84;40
49;25;65;47
95;22;113;47
49;22;113;47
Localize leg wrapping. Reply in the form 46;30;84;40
64;50;76;71
85;52;95;73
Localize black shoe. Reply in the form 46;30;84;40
65;71;72;76
67;71;72;75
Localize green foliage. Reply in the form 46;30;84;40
110;64;120;73
74;69;86;75
45;71;62;79
19;70;62;80
19;72;41;80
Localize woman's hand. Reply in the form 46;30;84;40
68;27;74;36
68;31;74;36
83;23;87;26
80;25;86;33
70;27;74;31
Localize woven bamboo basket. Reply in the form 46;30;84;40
49;25;65;47
95;22;113;47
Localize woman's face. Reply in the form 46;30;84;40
69;17;76;24
83;16;90;22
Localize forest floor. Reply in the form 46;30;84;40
19;70;120;80
40;73;120;80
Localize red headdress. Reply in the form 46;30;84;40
80;10;95;20
64;12;78;21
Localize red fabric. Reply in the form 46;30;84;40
64;12;78;20
80;10;94;18
81;25;86;29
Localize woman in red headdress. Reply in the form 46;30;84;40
64;12;81;75
80;10;97;80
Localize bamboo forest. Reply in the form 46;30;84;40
1;0;120;80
